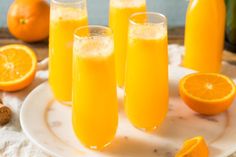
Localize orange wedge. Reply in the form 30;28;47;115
175;136;209;157
0;44;37;91
179;73;236;115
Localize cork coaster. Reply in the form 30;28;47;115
0;104;11;125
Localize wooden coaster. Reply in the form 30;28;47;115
0;104;11;125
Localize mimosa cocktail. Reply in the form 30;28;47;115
49;0;88;103
109;0;146;87
125;12;168;131
72;26;118;150
183;0;226;72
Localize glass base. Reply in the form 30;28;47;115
133;125;158;133
88;141;112;151
56;100;72;106
48;85;72;106
142;126;158;133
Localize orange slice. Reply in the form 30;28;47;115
179;73;236;115
175;136;209;157
0;44;37;91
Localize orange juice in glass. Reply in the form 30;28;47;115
183;0;226;72
109;0;146;87
49;0;88;104
72;26;118;150
125;12;168;131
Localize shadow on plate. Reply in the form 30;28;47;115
104;136;176;157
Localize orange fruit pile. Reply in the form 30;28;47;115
175;136;209;157
7;0;50;42
0;44;37;91
179;73;236;115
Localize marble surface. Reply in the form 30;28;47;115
20;45;236;157
21;66;236;157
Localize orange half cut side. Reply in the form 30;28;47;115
0;44;37;91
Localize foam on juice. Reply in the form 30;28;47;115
51;5;87;21
129;23;167;39
110;0;146;8
74;37;113;58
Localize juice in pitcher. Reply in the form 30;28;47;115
49;0;88;103
183;0;226;72
72;26;118;150
109;0;146;87
125;12;168;131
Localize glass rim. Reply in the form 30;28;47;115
51;0;85;5
74;25;113;40
129;12;167;26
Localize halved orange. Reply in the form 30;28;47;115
0;44;37;91
179;73;236;115
175;136;209;157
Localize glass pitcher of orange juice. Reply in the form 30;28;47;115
183;0;226;72
109;0;146;87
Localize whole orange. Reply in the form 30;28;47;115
7;0;50;42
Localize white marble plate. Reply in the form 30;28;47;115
20;65;236;157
